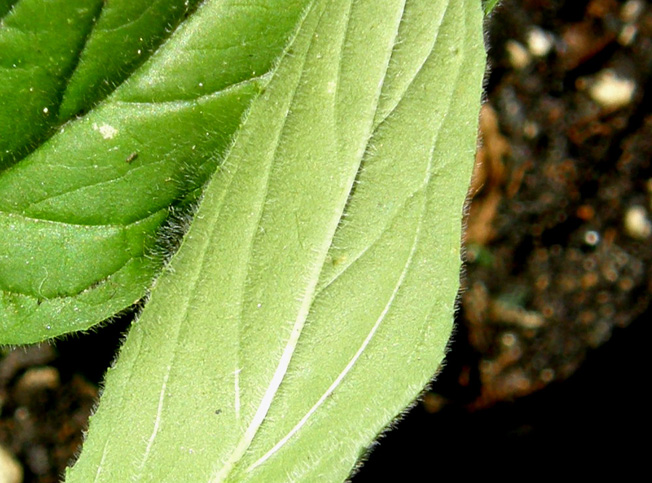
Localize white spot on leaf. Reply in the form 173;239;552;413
93;123;118;139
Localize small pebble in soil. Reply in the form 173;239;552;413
526;27;553;57
26;445;50;477
539;368;555;383
505;40;530;70
13;367;60;407
589;70;636;109
0;445;23;483
624;205;652;239
621;0;645;23
584;230;600;246
618;24;637;46
523;120;539;139
15;367;59;392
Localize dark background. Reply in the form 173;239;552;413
353;307;648;478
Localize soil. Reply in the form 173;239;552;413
2;0;651;481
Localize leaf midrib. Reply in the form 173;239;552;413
209;4;322;479
215;0;424;479
239;0;468;473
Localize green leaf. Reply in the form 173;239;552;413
0;0;311;344
482;0;500;15
66;0;485;481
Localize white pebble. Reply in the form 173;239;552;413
624;205;652;239
506;40;530;69
527;27;553;57
618;24;637;46
589;70;636;109
0;446;23;483
584;230;600;246
621;0;644;23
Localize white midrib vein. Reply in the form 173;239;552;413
209;4;323;481
210;0;471;478
213;0;436;478
247;206;423;472
248;0;466;469
211;2;365;480
214;264;324;482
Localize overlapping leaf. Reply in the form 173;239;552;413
0;0;310;343
482;0;500;14
66;0;485;481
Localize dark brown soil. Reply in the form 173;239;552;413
2;0;651;481
463;0;651;409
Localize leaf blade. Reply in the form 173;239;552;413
66;0;486;480
0;0;311;343
483;0;500;15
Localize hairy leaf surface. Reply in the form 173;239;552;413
67;0;485;481
0;0;310;343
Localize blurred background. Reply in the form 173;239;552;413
1;0;650;481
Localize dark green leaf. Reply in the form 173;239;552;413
1;0;310;344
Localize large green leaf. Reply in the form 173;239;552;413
66;0;485;480
0;0;310;344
